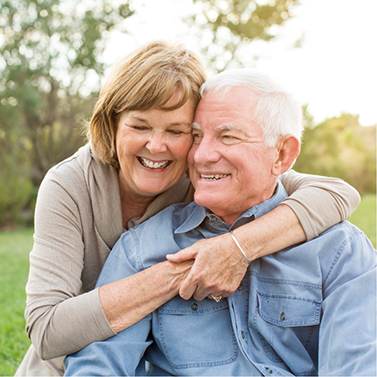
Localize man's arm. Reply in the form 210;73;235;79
64;319;152;376
318;225;376;375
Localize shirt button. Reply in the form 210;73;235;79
209;215;217;222
265;366;273;374
237;283;243;291
280;311;286;321
191;303;198;311
241;331;245;339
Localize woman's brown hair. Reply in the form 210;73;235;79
88;40;207;168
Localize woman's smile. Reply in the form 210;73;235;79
137;156;173;170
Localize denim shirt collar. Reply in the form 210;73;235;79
175;180;288;234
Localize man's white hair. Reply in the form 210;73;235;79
200;68;303;147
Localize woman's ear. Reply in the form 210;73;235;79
272;135;301;176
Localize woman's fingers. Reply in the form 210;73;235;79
176;234;249;301
166;247;198;263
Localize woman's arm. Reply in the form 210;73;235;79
279;170;361;240
99;260;193;333
167;171;360;300
25;168;192;360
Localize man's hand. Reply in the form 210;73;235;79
166;233;249;301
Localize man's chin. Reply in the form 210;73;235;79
194;194;220;211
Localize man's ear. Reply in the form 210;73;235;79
272;135;301;176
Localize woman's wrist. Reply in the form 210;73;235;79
99;260;193;333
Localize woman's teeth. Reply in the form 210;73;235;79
201;174;229;180
138;157;171;169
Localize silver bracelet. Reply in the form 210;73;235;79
230;231;251;264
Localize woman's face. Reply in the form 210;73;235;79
116;93;195;200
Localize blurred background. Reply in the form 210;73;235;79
0;0;376;373
0;0;376;229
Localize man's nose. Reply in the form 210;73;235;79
193;138;220;165
146;132;168;154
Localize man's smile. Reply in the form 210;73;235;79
200;174;230;180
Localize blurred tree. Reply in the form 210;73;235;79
295;113;376;195
0;0;133;226
0;0;133;186
189;0;300;72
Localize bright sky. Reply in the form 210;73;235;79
104;0;377;126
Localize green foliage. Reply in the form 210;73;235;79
295;112;376;195
0;161;34;228
0;229;33;375
0;0;134;183
0;0;134;226
189;0;300;72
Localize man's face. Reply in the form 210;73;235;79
188;87;280;224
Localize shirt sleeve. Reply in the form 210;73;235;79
279;170;361;240
64;231;152;376
318;227;376;375
25;170;115;360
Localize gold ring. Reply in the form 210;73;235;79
210;294;223;302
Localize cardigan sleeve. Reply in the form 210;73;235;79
279;170;360;240
25;167;116;361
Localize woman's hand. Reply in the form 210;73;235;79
167;205;307;301
166;233;249;301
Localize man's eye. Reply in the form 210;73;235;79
192;133;203;143
222;135;240;144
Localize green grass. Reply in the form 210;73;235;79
0;229;33;376
349;194;376;248
0;197;375;375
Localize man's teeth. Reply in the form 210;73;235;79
201;174;229;180
138;157;171;169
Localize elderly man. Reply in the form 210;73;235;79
65;69;376;376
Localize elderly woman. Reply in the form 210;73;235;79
16;40;359;376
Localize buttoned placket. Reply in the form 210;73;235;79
228;272;287;377
228;272;260;373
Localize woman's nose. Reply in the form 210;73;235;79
146;133;168;154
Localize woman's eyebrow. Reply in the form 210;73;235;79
129;115;148;123
128;116;190;127
170;121;192;127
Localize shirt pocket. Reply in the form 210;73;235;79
257;292;321;327
254;291;321;374
156;296;238;369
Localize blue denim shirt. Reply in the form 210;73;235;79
65;182;376;376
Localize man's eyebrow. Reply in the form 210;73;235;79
214;124;243;132
191;123;245;133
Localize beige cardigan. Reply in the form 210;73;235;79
16;144;360;376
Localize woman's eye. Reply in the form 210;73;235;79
167;129;184;136
131;125;149;131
